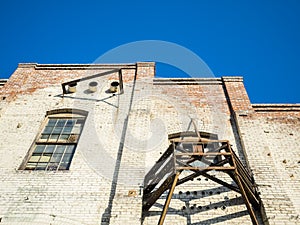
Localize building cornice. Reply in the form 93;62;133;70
18;63;137;70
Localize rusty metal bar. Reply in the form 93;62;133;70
158;171;181;225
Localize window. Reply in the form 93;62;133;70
21;109;87;171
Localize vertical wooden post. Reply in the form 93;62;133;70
158;171;181;225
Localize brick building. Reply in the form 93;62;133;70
0;62;299;225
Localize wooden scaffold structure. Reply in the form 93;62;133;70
143;132;261;225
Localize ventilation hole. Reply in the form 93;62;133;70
217;191;221;195
197;178;201;181
2;97;6;100
190;206;195;210
182;206;186;210
206;206;210;210
214;206;218;209
179;191;183;195
193;191;197;195
289;133;293;136
224;196;229;200
205;178;208;181
198;206;202;210
202;191;205;195
186;191;190;195
221;206;226;210
209;191;213;195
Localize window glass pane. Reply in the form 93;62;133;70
34;145;45;153
58;163;69;170
65;145;75;154
39;155;51;163
49;134;59;141
55;145;65;153
72;126;81;134
45;145;55;153
76;119;84;125
66;120;75;127
53;127;63;134
40;134;49;141
62;126;72;134
47;119;57;126
59;134;69;141
47;163;59;171
50;153;63;163
36;163;47;170
57;119;67;127
29;155;40;162
62;153;72;164
25;163;37;170
43;126;54;134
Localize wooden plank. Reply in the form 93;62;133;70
144;158;175;194
144;145;173;183
143;173;175;211
176;170;241;193
175;152;232;156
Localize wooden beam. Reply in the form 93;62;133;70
176;166;235;171
175;152;232;156
233;172;259;225
158;171;181;225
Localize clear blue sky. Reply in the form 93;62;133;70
0;0;299;103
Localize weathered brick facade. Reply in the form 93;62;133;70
0;63;299;224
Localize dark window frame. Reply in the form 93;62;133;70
19;109;87;171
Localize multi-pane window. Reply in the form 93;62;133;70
22;113;86;171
